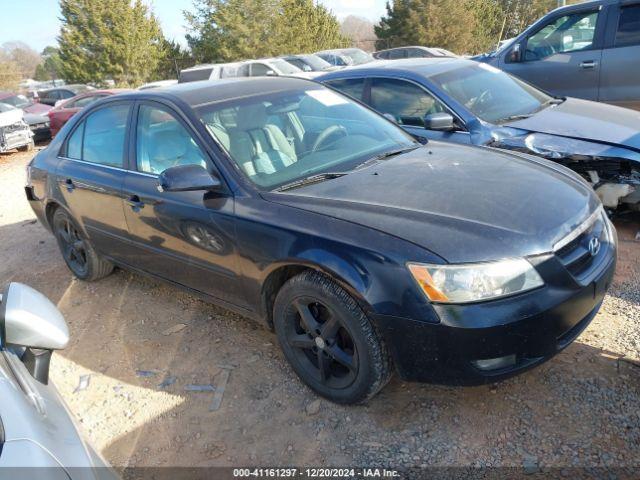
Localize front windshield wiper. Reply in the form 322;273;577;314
355;145;421;170
274;172;348;192
500;97;566;123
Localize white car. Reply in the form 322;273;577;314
0;103;33;153
235;58;321;79
0;283;118;479
178;62;243;83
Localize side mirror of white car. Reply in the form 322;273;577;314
1;282;69;383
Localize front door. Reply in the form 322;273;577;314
55;102;132;260
122;102;244;307
503;9;604;100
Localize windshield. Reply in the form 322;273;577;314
198;86;416;190
271;59;302;75
430;63;552;123
2;94;31;109
301;55;332;71
344;49;372;65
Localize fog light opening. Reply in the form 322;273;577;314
472;354;517;372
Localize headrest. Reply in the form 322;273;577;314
236;103;267;131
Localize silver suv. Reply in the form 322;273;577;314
476;0;640;110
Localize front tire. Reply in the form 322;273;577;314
274;271;392;404
52;209;114;281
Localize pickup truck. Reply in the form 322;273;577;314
475;0;640;110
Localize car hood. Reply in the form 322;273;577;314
23;112;48;125
265;143;599;263
23;103;52;114
505;98;640;152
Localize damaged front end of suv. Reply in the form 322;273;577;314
490;131;640;213
0;103;33;153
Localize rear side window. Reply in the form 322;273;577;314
370;78;447;127
326;78;366;101
179;68;213;83
616;5;640;47
64;104;130;167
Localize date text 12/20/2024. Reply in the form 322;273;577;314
233;469;400;478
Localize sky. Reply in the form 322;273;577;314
0;0;389;53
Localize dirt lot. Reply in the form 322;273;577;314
1;146;639;473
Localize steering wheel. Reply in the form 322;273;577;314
467;89;492;111
312;125;348;152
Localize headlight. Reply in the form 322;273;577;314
407;258;544;304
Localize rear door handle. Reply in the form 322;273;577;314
64;178;75;192
126;195;145;212
579;60;598;69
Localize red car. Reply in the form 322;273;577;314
47;89;130;137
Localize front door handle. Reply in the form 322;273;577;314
579;60;598;69
64;178;75;192
126;195;145;212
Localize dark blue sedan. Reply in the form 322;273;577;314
318;58;640;212
26;78;616;403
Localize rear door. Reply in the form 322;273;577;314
121;101;245;306
55;101;132;259
502;7;605;100
599;1;640;109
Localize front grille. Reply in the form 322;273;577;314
555;209;609;280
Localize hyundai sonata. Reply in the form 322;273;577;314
26;78;616;403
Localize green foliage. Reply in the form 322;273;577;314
154;39;196;80
185;0;349;63
34;46;64;81
58;0;165;86
375;0;579;55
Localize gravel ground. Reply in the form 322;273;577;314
1;146;639;474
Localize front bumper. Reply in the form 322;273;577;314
29;124;51;142
372;237;617;385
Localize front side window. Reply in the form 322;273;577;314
326;78;366;101
388;49;407;59
65;104;129;167
616;5;640;47
370;78;447;127
198;86;416;189
136;104;208;174
525;11;599;60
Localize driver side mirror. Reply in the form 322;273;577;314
1;282;70;384
424;112;456;132
265;70;277;76
506;43;522;63
158;164;223;193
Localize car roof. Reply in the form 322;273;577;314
0;91;15;99
39;84;90;93
320;57;474;79
119;76;319;108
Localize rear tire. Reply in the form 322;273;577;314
273;270;392;404
52;209;114;281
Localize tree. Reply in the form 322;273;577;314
340;15;376;52
154;39;196;80
375;0;481;54
0;56;21;90
184;0;349;63
58;0;165;86
1;41;41;79
34;46;64;81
